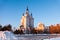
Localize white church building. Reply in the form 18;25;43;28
20;7;34;33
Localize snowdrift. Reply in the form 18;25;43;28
0;31;17;40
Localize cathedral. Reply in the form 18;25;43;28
20;7;34;33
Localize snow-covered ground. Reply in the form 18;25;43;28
0;31;17;40
0;31;60;40
44;37;60;40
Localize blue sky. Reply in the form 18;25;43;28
0;0;60;28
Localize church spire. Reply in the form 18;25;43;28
22;13;24;16
26;6;29;16
26;6;29;11
31;13;32;16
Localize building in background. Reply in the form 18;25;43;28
49;24;60;34
36;23;45;32
19;7;34;33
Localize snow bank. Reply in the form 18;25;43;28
0;31;6;40
0;31;28;40
0;31;17;40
